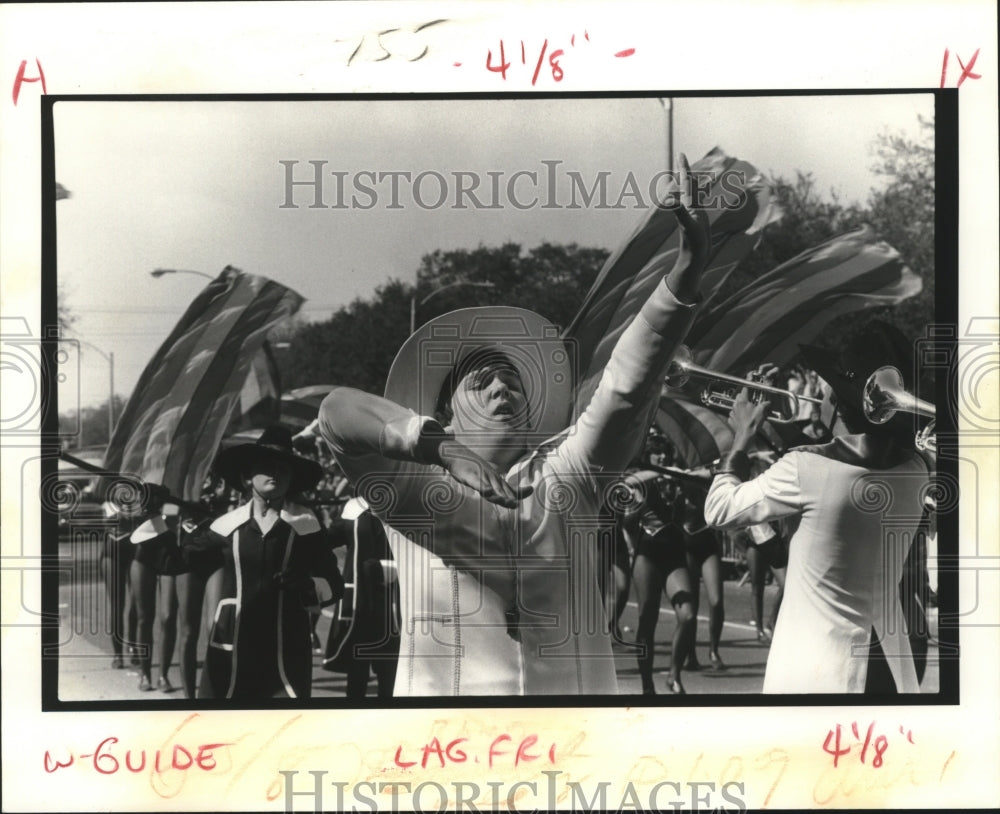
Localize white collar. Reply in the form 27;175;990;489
210;501;320;537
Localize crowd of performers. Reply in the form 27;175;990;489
91;158;937;699
95;392;936;701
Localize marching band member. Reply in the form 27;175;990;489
128;488;213;696
193;426;344;700
317;157;711;695
704;323;929;693
620;468;697;694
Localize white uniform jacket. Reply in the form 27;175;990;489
320;282;697;696
704;437;928;693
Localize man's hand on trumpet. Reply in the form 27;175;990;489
729;387;771;452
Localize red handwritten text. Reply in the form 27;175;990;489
822;721;913;769
940;47;981;88
393;735;557;769
43;738;232;776
12;58;46;105
485;32;625;86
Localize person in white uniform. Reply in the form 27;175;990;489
704;322;930;694
316;159;711;696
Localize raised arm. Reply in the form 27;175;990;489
564;155;711;471
704;389;802;529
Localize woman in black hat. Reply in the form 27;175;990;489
704;322;931;694
192;426;344;700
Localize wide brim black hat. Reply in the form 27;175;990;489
215;425;323;494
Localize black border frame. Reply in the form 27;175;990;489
40;88;959;711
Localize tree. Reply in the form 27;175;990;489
857;116;935;342
276;118;936;396
712;118;935;363
57;283;76;335
281;242;609;394
281;279;414;395
712;170;857;305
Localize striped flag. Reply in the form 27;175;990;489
653;394;794;469
654;395;734;469
224;343;282;434
655;225;919;465
103;266;304;501
564;147;780;415
280;384;337;432
686;225;922;375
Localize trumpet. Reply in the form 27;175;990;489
665;345;822;420
862;365;936;453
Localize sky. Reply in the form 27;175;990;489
54;93;934;411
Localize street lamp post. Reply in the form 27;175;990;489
76;340;115;442
410;281;496;334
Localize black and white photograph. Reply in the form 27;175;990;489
48;93;951;703
1;2;996;812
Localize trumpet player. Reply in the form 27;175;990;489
703;322;930;694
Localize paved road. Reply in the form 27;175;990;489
56;571;939;703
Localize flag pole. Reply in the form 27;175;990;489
58;451;194;509
659;97;674;174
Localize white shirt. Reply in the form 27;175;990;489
705;437;927;693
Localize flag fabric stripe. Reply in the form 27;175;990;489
240;343;282;427
655;396;733;468
105;273;247;454
692;226;901;345
128;279;284;479
142;283;278;470
565;207;681;349
162;282;298;492
104;268;303;501
690;226;921;374
564;148;780;417
655;395;782;468
223;342;284;436
162;280;294;481
705;264;904;372
280;385;336;431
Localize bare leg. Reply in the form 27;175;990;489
700;553;726;666
665;567;696;692
100;545;130;666
684;549;702;670
175;571;207;699
612;561;631;636
157;574;178;689
746;545;767;639
632;553;664;695
129;559;157;690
